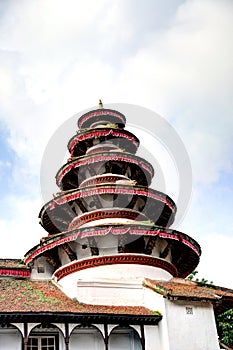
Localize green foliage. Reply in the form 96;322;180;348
187;270;213;286
216;309;233;347
187;270;198;280
152;310;162;316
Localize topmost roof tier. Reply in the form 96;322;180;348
78;108;126;129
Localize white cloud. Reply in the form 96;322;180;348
0;195;44;258
197;233;233;288
112;0;233;188
0;0;232;288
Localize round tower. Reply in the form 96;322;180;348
24;103;201;302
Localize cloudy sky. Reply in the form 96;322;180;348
0;0;232;288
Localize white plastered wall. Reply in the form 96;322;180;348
143;287;170;350
54;262;172;302
165;299;220;350
0;328;22;350
30;256;54;280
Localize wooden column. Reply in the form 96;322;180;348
140;324;145;350
23;323;28;350
65;323;70;350
104;323;109;350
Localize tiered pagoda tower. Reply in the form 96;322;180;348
1;103;229;350
24;102;201;304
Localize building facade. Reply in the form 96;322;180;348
0;104;232;350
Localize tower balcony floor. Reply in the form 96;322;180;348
68;127;139;157
56;151;154;190
39;184;176;234
25;224;201;278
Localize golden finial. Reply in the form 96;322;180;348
99;99;103;108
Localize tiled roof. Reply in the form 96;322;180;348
0;276;231;319
0;259;26;268
0;279;153;315
144;278;233;314
0;259;30;279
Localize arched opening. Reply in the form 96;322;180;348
28;324;63;350
70;325;105;350
109;326;142;350
0;324;22;350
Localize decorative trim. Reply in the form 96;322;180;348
56;153;154;187
0;312;162;325
54;254;178;281
24;225;201;266
48;185;176;213
78;109;126;128
180;237;199;254
79;174;135;188
0;268;30;278
68;208;147;230
69;129;139;155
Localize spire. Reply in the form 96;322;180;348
98;99;103;108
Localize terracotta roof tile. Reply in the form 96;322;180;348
0;259;26;268
144;277;233;314
0;279;152;315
